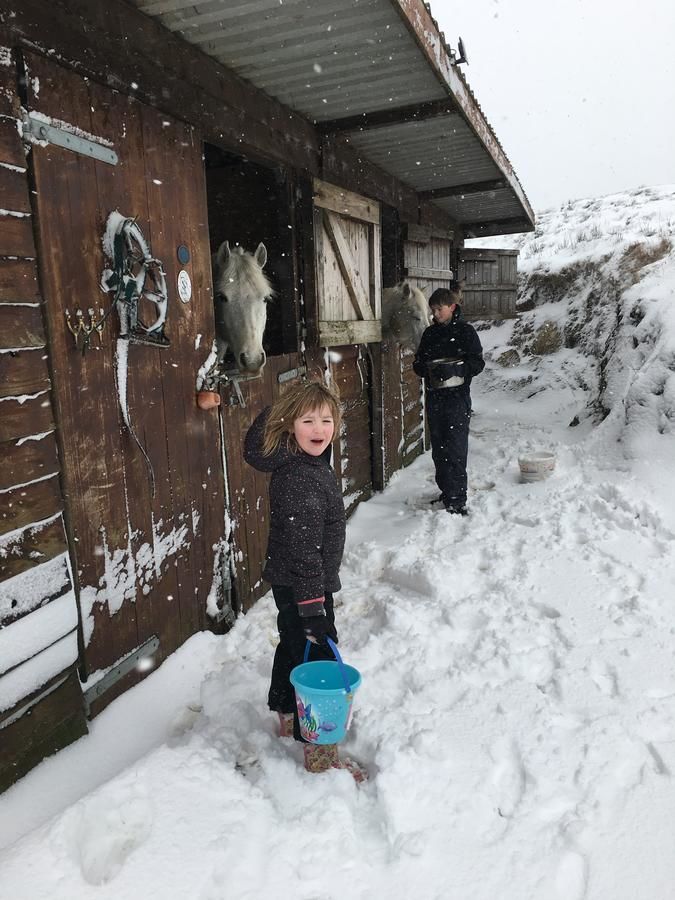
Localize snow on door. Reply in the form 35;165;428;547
24;53;226;710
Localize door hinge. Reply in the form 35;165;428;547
23;111;118;166
82;635;159;715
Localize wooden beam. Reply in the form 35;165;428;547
313;178;380;225
404;223;454;243
0;119;26;169
1;432;59;493
319;319;381;347
0;475;63;538
0;215;36;258
0;522;66;596
317;98;458;135
0;259;40;303
462;216;535;237
460;284;518;292
0;666;87;793
419;178;507;201
0;305;46;351
404;265;455;281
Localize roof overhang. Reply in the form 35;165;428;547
131;0;535;235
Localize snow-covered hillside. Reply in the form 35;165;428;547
1;186;675;900
475;184;675;433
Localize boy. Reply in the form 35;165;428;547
413;284;485;515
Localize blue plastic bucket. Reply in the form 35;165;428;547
290;638;361;745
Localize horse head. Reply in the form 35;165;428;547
382;281;431;351
212;240;273;375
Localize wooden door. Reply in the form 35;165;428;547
311;179;381;511
24;53;226;708
457;248;519;318
313;179;381;347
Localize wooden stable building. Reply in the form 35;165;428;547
0;0;534;791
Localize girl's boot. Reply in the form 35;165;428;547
303;744;367;783
278;712;294;738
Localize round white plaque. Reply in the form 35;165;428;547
177;269;192;303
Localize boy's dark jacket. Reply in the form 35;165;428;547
244;409;346;605
413;304;485;395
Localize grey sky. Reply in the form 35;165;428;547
431;0;675;211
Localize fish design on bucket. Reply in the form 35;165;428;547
296;699;337;742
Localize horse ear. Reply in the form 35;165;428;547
216;240;231;268
402;282;412;299
254;242;267;269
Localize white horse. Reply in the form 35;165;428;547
381;281;430;350
212;240;273;374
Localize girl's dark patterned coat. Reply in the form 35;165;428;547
244;408;346;605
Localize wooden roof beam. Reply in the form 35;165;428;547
462;216;534;237
316;98;458;135
419;178;507;201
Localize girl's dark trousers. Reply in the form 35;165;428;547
268;585;337;742
267;584;337;741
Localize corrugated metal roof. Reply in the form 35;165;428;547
342;116;500;191
131;0;534;232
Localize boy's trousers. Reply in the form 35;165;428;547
427;388;472;507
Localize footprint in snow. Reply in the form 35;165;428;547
588;659;618;697
487;737;526;819
67;784;153;886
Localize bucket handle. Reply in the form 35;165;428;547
303;637;353;695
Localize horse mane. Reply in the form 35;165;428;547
219;247;274;299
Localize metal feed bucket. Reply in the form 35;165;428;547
518;451;556;482
428;357;465;389
290;638;361;745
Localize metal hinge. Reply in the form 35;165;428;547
82;635;159;715
22;111;118;166
278;365;307;384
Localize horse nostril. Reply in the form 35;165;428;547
239;352;248;368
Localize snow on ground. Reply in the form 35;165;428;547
1;186;675;900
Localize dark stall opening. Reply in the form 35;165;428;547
204;144;299;362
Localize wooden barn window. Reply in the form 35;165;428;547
312;178;382;347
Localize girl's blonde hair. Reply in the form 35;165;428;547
263;381;342;456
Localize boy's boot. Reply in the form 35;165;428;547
278;712;294;738
303;744;367;783
445;504;468;516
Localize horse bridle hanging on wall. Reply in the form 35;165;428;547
100;212;170;348
99;211;171;497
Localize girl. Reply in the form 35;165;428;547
244;381;364;781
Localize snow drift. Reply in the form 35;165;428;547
1;185;675;900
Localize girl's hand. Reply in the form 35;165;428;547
302;615;337;645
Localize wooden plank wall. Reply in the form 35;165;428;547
458;248;519;319
0;50;87;792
